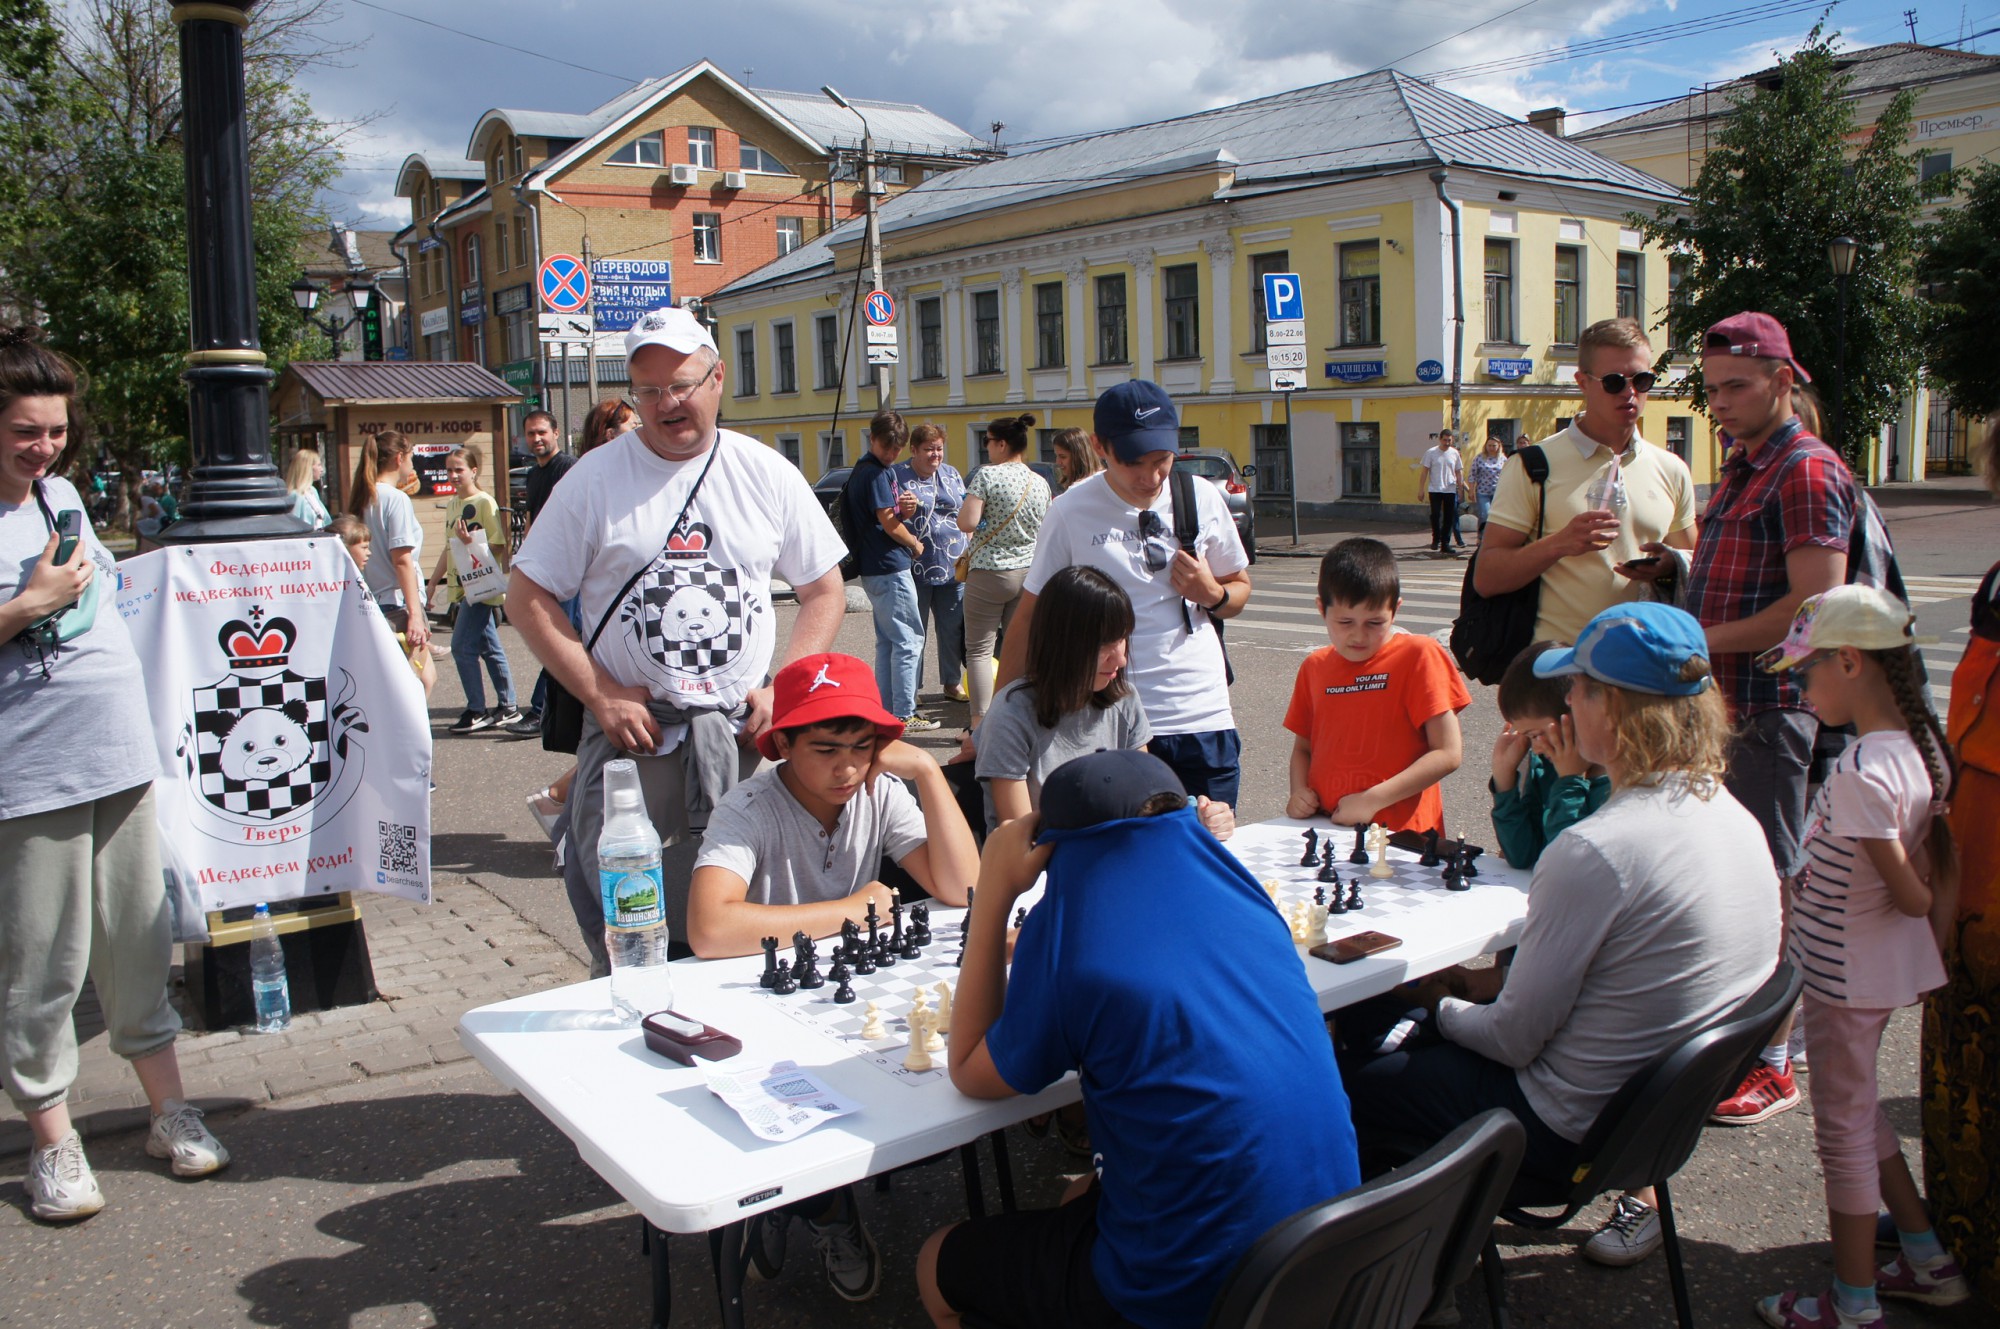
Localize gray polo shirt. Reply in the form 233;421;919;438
693;767;927;905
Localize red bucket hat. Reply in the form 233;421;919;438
757;652;904;761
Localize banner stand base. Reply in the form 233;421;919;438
184;893;379;1030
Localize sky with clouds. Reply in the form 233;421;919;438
297;0;1994;227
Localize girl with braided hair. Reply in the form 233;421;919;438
1756;584;1965;1328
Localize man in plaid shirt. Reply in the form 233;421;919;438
1686;311;1856;1128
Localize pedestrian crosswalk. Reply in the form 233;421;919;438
1233;565;1980;707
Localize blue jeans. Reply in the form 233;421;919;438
913;577;966;690
861;571;924;719
451;599;516;712
1474;495;1493;531
1146;729;1242;808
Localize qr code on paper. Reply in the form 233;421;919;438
378;822;420;875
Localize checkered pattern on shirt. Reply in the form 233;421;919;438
1685;421;1856;717
194;672;332;819
637;563;744;672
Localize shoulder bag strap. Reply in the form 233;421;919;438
582;434;722;653
966;470;1029;562
1518;445;1549;540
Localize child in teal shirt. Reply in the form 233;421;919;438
1489;641;1612;868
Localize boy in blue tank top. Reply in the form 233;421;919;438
916;749;1361;1329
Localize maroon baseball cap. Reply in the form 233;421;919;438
1703;311;1811;383
758;652;904;760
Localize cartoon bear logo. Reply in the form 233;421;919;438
218;700;315;784
659;582;728;644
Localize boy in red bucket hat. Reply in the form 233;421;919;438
686;652;976;960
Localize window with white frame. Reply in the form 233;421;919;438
1484;240;1514;343
776;216;804;255
494;219;509;272
688;126;716;170
917;297;943;380
514;213;530;269
1554;245;1583;345
465;234;481;285
820;431;845;469
510;138;526;178
741;143;790;174
816;312;840;388
778;434;802;467
607;132;663;168
1096;274;1127;364
1034;281;1064;367
774;320;797;392
1339;241;1381;346
1616;253;1641;322
504;308;533;361
972;289;1001;374
734;327;757;396
693;212;721;263
1162;263;1199;359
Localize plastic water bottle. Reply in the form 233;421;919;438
249;904;292;1033
598;758;674;1023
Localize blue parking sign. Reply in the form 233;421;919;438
1262;272;1304;323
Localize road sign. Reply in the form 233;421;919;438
865;343;900;365
864;291;896;325
539;313;592;339
1265;344;1308;371
590;259;673;333
1262;272;1304;323
538;254;591;313
865;324;897;345
1270;368;1306;391
1264;322;1305;345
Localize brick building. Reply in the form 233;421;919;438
393;59;986;447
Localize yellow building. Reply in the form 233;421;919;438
708;69;1706;517
392;60;985;446
1574;41;2000;480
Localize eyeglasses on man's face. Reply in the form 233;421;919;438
629;361;718;407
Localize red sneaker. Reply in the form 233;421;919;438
1712;1062;1800;1125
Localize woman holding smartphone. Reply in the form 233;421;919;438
0;326;230;1221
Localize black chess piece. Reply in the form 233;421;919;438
1013;906;1028;929
899;925;923;960
841;918;862;961
865;900;881;951
772;959;797;995
798;938;824;990
853;938;876;975
955;887;974;966
1328;886;1347;915
1458;842;1480;878
1443;860;1467;892
1318;841;1338;883
1418;829;1441;868
909;903;931;946
1346;882;1362;912
829;955;850;985
890;900;906;949
759;936;780;990
1349;823;1370;866
1313;885;1326;906
1299;827;1319;867
832;974;856;1004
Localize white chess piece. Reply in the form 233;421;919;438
1368;822;1394;878
923;1012;946;1054
859;1001;886;1040
903;1008;935;1071
1287;901;1310;943
1263;880;1281;904
932;981;953;1034
1309;901;1329;940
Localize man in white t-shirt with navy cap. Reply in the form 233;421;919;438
509;306;848;971
996;379;1252;816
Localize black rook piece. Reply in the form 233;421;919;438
759;936;779;990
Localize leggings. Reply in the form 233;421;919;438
1802;994;1905;1213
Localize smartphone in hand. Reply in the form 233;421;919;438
53;509;83;565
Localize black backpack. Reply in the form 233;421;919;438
1169;466;1234;685
1448;445;1550;686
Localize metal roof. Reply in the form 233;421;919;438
717;69;1680;298
751;87;984;157
1578;41;2000;138
467;109;600;157
284;361;521;404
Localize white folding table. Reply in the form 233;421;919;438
458;819;1531;1326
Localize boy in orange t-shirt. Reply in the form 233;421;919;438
1284;539;1469;834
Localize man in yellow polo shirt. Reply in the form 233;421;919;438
1474;318;1697;645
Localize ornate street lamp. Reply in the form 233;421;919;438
161;0;305;542
1827;236;1859;458
291;273;376;352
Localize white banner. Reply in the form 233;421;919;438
116;538;433;912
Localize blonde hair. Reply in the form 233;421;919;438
327;513;368;550
1582;666;1731;796
1579;317;1651;375
284;447;320;494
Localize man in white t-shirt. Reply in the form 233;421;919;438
509;306;848;969
1417;430;1467;554
997;379;1252;809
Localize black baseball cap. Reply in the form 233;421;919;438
1036;749;1186;838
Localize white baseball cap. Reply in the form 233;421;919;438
624;306;716;362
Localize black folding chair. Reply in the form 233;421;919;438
1204;1108;1525;1329
1492;961;1804;1329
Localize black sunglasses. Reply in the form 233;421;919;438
1582;370;1656;396
1137;509;1172;573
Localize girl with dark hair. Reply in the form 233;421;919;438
957;413;1049;727
580;397;637;456
1051;425;1100;493
0;327;230;1220
345;428;429;655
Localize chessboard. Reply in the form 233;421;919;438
752;905;970;1084
1226;821;1516;949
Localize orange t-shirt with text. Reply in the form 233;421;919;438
1283;631;1471;835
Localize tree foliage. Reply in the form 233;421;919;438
1915;160;2000;418
0;0;347;512
1632;27;1927;463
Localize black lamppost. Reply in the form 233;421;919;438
162;0;304;543
291;274;376;355
1827;235;1859;459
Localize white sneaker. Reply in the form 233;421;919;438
27;1130;104;1221
146;1100;230;1177
1583;1194;1663;1266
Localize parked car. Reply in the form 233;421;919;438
1174;450;1257;562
